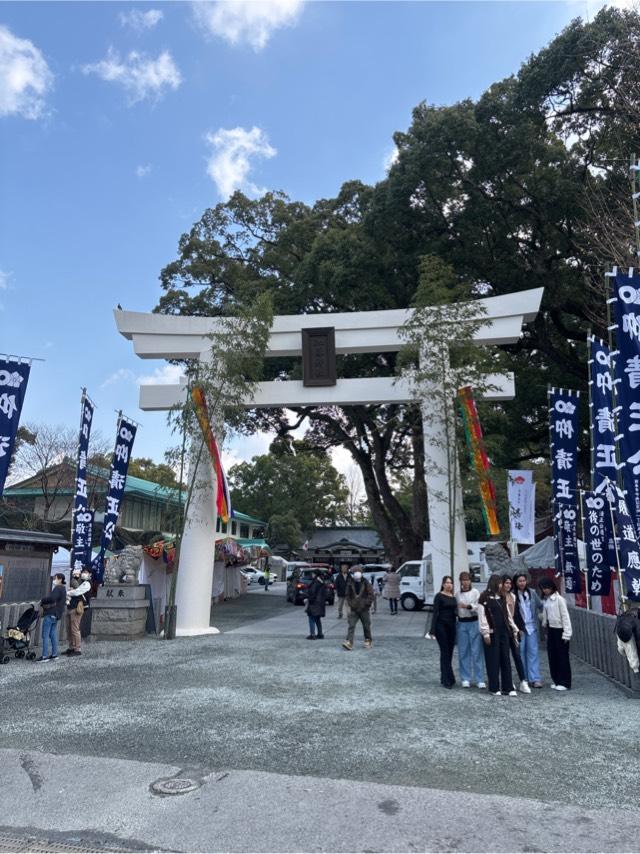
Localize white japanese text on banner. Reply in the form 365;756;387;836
549;388;581;593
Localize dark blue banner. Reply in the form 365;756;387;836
71;395;95;569
587;336;619;583
611;273;640;534
588;337;618;488
92;416;136;582
549;388;581;594
71;509;94;572
582;491;612;597
606;484;640;603
0;358;31;497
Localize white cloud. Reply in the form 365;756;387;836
581;0;634;16
136;163;152;178
119;8;164;31
137;364;184;386
0;25;53;119
102;368;136;388
383;146;399;173
82;48;182;104
192;0;304;51
205;126;276;199
0;269;11;290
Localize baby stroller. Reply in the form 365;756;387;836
0;604;39;663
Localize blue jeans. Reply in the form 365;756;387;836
307;615;323;636
41;614;59;658
519;628;541;683
457;619;484;683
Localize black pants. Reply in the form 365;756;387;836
435;623;456;687
547;627;572;688
484;629;514;693
509;635;526;682
389;598;398;613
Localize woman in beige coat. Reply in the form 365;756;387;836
382;567;401;614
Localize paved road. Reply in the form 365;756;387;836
0;585;638;852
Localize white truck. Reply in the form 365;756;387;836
396;542;491;611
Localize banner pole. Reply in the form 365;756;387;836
606;481;627;612
70;387;87;568
578;489;591;611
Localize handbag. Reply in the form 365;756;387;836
76;600;85;616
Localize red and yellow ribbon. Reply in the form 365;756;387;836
191;385;232;524
457;385;500;536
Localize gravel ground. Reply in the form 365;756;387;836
0;590;637;816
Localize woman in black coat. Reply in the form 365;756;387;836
305;570;327;640
426;575;458;688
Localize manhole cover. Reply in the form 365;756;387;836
151;777;200;796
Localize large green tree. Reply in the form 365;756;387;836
156;8;640;562
229;440;349;534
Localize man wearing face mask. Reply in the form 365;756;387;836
64;568;92;656
342;565;374;650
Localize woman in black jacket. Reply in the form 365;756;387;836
426;575;458;688
38;573;66;662
305;570;327;640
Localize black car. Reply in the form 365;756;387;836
287;568;335;606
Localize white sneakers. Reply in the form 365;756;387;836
491;691;502;696
477;681;486;689
552;684;568;691
519;680;532;694
461;680;471;688
508;690;518;697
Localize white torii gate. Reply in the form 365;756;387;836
115;287;543;636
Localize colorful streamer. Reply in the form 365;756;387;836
191;385;232;524
457;385;500;536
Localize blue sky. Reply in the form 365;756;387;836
1;0;604;471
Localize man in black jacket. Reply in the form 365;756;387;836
334;565;351;619
38;573;66;662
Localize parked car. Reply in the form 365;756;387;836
287;568;335;605
241;566;271;586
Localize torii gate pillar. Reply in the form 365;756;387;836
174;441;220;636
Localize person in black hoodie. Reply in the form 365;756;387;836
334;565;351;618
305;569;326;639
38;573;67;662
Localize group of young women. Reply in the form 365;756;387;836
427;571;573;695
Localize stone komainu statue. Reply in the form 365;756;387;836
103;545;143;585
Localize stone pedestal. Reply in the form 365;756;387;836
91;585;149;641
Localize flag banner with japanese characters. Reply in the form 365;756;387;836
582;491;612;597
71;394;95;569
72;509;94;572
611;273;640;534
588;336;619;490
92;416;137;582
606;486;640;602
549;388;581;593
507;470;535;544
0;358;31;497
587;336;619;575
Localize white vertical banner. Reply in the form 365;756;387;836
508;470;536;545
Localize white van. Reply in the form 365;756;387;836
397;557;434;611
284;560;311;580
397;542;492;610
